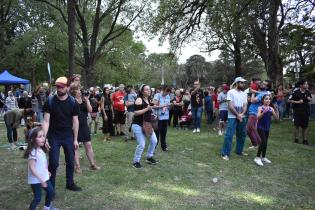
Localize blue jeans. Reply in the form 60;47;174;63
36;111;44;122
132;124;157;163
48;136;75;188
4;120;17;143
221;118;247;156
276;100;285;119
191;106;203;129
206;109;213;124
29;180;54;210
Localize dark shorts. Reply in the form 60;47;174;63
114;110;126;124
294;111;309;128
219;110;228;122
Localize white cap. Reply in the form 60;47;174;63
233;77;247;83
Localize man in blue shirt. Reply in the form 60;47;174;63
124;86;137;141
153;85;171;151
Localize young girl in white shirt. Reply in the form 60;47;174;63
24;127;58;210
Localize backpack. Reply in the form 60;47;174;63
47;95;76;111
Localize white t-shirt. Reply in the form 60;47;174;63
218;92;228;111
27;148;49;184
226;89;247;118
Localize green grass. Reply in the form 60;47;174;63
0;119;314;209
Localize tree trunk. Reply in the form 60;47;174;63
266;0;283;86
250;0;283;86
233;18;242;77
83;59;96;88
233;42;242;77
67;0;76;77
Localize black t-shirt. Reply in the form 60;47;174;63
190;89;204;108
43;95;80;138
18;97;32;109
132;97;152;126
290;89;312;112
89;94;101;113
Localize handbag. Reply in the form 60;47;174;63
142;120;153;137
142;113;158;137
150;113;158;130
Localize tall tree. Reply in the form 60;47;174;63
36;0;147;86
148;0;255;78
246;0;314;85
67;0;76;77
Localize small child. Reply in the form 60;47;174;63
254;94;279;166
250;78;260;94
24;127;58;210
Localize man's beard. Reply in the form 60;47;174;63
57;91;67;97
237;86;245;91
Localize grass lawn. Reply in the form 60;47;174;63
0;119;314;209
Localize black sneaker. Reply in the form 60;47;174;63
133;162;142;168
146;157;159;165
66;183;82;191
294;138;299;143
302;140;309;145
162;147;169;152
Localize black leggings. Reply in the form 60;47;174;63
257;128;269;158
173;108;182;128
156;120;168;150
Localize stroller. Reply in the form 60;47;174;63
179;110;193;130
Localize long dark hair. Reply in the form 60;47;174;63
102;87;111;101
138;84;151;100
261;94;276;110
24;127;46;159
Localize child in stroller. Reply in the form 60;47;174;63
179;104;192;130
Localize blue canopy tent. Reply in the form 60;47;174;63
0;70;29;84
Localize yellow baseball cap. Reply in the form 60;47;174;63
55;77;68;88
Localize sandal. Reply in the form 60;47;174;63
75;166;82;174
90;164;101;170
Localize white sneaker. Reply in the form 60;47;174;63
192;129;197;133
218;130;223;136
196;128;200;133
262;157;272;164
248;145;258;150
222;155;229;160
254;157;264;166
10;144;17;150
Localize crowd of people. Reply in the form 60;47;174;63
0;74;314;210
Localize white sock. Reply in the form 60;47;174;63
44;206;50;210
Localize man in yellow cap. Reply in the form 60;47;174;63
42;76;82;191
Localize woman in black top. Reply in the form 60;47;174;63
132;84;159;169
71;87;100;173
100;87;114;141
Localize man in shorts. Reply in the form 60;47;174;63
218;84;229;135
111;84;126;136
289;79;312;145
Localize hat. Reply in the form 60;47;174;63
234;77;247;83
119;84;125;89
55;77;68;87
